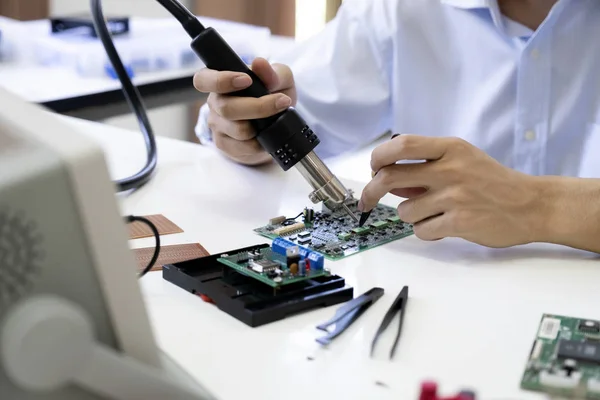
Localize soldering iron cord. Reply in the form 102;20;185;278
155;0;205;38
90;0;158;193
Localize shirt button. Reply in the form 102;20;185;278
531;49;540;59
525;130;536;141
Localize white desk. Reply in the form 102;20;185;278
62;115;600;400
0;35;295;120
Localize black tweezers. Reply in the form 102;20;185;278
370;285;409;359
315;287;384;345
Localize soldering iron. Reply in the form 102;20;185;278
92;0;356;221
157;0;357;221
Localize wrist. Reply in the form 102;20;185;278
529;175;579;245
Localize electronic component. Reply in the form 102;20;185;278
269;215;286;225
338;232;352;241
248;258;279;273
286;246;301;275
351;226;370;235
303;208;315;224
580;320;600;334
521;314;600;398
254;199;413;260
273;221;305;235
218;239;327;288
557;340;600;365
370;220;389;229
530;339;543;360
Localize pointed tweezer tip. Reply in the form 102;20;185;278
358;210;372;227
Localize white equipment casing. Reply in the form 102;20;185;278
0;86;214;400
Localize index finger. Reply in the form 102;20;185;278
370;135;449;173
359;163;434;212
193;68;252;93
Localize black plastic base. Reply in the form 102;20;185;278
162;244;354;327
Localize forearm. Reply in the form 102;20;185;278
534;176;600;253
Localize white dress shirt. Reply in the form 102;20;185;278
196;0;600;178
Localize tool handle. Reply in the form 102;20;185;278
190;27;282;133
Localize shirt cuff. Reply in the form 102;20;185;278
195;103;214;146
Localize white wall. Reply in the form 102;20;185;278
50;0;196;141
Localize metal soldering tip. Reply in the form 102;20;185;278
342;202;359;223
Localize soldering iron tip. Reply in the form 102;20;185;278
342;203;359;223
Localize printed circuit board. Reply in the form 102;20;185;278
521;314;600;399
254;198;413;260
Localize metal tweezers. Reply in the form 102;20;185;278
371;285;409;359
315;287;384;345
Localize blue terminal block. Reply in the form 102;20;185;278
272;237;311;259
307;252;324;271
271;237;297;257
271;237;324;270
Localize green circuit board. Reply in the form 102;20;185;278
521;314;600;399
217;247;329;288
253;198;414;261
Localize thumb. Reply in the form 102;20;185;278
251;57;293;92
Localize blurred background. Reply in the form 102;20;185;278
0;0;343;144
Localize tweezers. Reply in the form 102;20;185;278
316;287;384;345
371;285;409;359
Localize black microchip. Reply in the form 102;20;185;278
298;232;311;238
578;320;600;334
299;239;311;245
557;340;600;364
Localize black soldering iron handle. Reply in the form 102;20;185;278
190;27;320;171
190;27;281;132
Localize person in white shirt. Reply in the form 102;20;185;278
193;0;600;253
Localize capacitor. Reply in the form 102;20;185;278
299;260;306;275
289;262;299;275
303;207;315;224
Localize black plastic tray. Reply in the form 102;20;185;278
162;243;354;327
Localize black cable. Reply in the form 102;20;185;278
125;215;161;277
90;0;158;193
155;0;205;38
283;212;304;225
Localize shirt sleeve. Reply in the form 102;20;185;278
271;0;393;159
195;0;394;159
